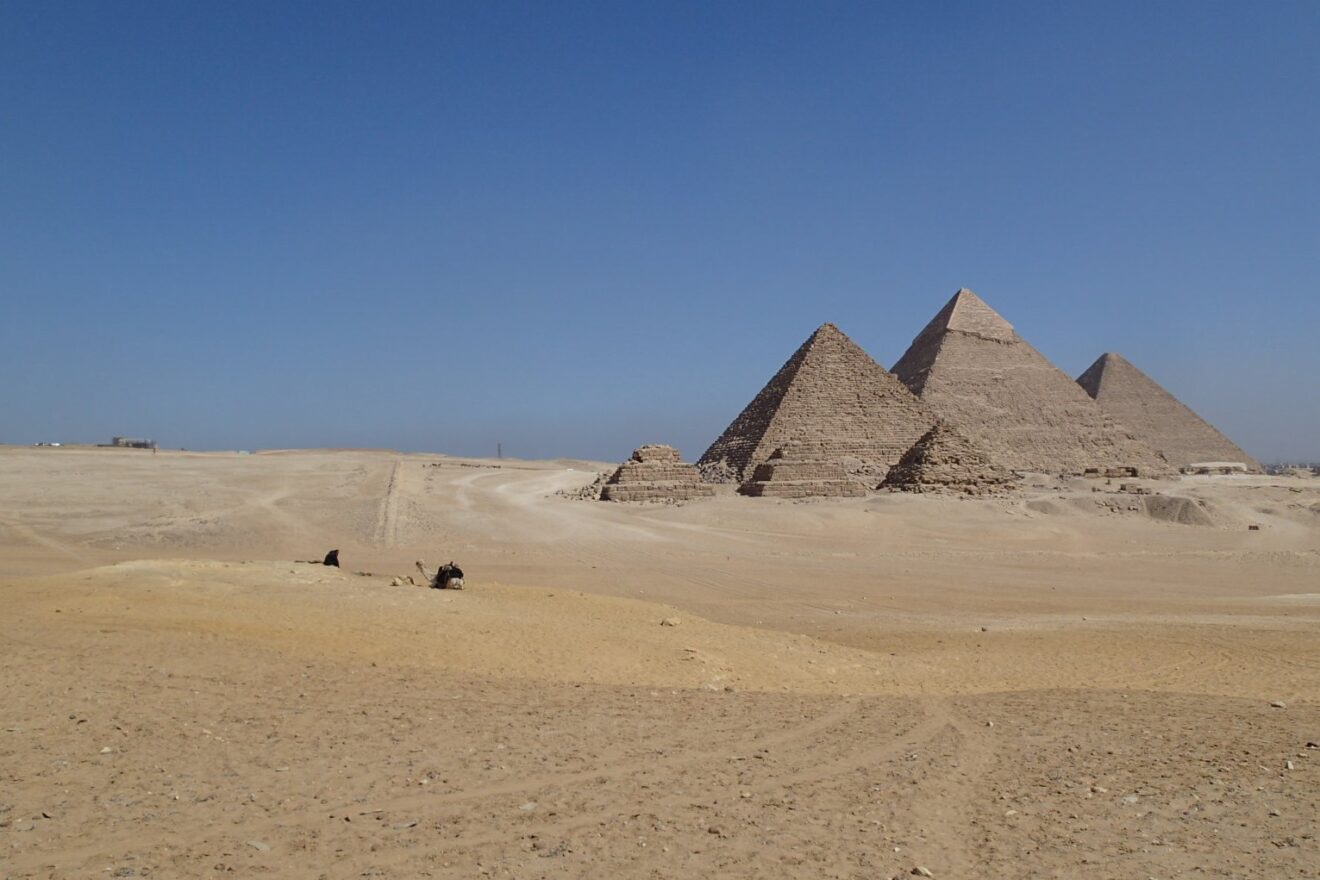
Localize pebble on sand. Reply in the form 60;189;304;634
246;840;271;852
660;617;681;627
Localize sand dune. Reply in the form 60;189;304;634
2;445;1318;878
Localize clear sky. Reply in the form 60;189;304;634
3;1;1317;463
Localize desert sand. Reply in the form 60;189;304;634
2;445;1318;878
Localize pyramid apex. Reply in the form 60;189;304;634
935;288;1015;340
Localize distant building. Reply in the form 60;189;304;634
103;436;157;449
1182;462;1249;475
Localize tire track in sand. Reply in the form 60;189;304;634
372;460;403;548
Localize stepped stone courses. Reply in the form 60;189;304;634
599;445;715;503
880;423;1016;494
890;289;1168;475
698;323;936;483
738;444;867;498
1076;352;1260;473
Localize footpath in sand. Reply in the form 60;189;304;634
2;446;1319;878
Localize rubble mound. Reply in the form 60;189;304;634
880;423;1017;495
600;445;715;503
738;444;867;499
1142;495;1216;526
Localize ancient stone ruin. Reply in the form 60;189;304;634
738;444;867;498
890;289;1167;475
880;423;1016;494
1076;352;1260;472
599;445;715;503
699;323;936;484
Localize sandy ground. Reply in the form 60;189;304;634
2;445;1318;878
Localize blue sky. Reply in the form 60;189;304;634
2;1;1316;462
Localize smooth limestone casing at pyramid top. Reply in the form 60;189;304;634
1076;352;1260;472
890;289;1168;475
698;323;937;483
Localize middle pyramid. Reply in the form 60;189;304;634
699;323;936;483
890;289;1167;474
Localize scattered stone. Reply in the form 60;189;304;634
1306;741;1318;749
246;840;271;852
1122;794;1140;805
392;820;418;830
519;802;537;812
912;868;934;877
1270;701;1287;709
1285;760;1295;771
558;471;610;501
660;617;681;627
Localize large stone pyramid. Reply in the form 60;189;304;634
698;323;936;483
890;289;1167;474
880;423;1016;494
1077;352;1259;471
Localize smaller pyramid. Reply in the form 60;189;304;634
1077;353;1260;472
880;423;1016;494
600;445;715;502
699;323;936;482
738;443;866;498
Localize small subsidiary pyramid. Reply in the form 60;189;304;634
698;323;936;483
1077;353;1259;472
600;445;715;502
891;289;1167;474
880;423;1016;494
